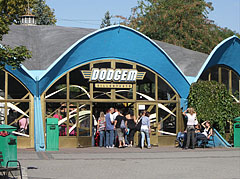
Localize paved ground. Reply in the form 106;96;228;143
17;147;240;179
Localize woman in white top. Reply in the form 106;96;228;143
183;108;198;149
196;120;213;145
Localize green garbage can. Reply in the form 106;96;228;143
234;117;240;148
46;118;59;151
0;124;17;167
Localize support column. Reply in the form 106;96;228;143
34;77;45;151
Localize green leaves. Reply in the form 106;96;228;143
123;0;240;54
188;80;240;137
0;0;55;69
32;0;57;25
0;45;31;69
100;11;112;28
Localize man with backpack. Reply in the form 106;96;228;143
114;109;127;148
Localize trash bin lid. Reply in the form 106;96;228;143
234;117;240;122
0;124;17;132
46;118;58;125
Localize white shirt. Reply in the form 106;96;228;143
186;113;198;126
110;113;114;122
113;112;118;120
202;128;210;137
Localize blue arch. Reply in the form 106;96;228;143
39;25;190;98
4;65;36;95
195;35;240;81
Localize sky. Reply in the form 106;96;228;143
46;0;240;33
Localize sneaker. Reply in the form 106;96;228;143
147;146;151;149
106;146;109;148
109;146;114;148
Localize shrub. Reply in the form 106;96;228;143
188;80;240;137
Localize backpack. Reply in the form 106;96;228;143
120;119;126;129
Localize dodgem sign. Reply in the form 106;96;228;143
82;68;145;82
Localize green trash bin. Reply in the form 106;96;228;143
46;118;59;151
0;124;17;167
234;117;240;148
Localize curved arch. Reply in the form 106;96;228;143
44;59;179;98
4;65;36;95
39;25;190;98
0;70;30;117
195;35;240;82
199;64;240;102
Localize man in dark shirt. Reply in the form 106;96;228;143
114;109;127;148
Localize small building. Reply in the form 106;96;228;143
0;25;239;151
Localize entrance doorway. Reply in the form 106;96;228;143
92;102;135;147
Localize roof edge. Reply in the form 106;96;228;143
38;25;190;86
121;26;191;86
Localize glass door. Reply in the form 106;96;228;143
137;103;158;146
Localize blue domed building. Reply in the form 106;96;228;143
0;24;238;151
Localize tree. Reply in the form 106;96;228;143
188;80;240;137
100;11;112;28
0;0;56;25
0;0;56;69
33;0;56;25
0;45;31;69
121;0;239;54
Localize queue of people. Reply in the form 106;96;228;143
96;107;151;149
176;107;213;149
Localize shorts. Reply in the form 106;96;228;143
116;128;124;141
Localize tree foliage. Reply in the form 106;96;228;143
100;11;112;28
120;0;239;54
188;80;240;137
0;0;56;26
0;45;31;69
33;0;56;25
0;0;56;69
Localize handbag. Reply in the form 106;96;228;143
135;118;142;131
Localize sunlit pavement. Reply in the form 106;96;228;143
18;147;240;179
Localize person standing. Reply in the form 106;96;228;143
114;109;127;148
126;110;137;147
53;108;64;136
97;111;106;147
183;108;198;149
140;111;151;149
105;108;114;148
113;108;119;147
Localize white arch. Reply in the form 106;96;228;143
0;96;29;117
45;85;90;99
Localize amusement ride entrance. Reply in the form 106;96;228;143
44;59;182;148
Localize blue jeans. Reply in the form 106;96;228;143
106;130;114;147
113;129;118;145
176;132;187;148
125;134;129;145
141;128;150;148
99;131;105;147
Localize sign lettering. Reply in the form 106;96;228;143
82;68;145;82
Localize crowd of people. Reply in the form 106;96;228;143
96;107;151;149
176;107;213;149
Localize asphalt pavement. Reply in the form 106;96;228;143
17;147;240;179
